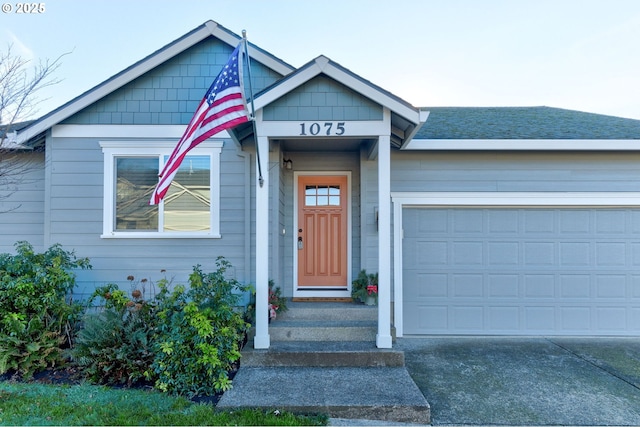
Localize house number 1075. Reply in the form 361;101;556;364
299;122;346;136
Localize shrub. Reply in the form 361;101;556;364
152;258;249;397
70;284;157;386
69;259;249;397
0;241;91;378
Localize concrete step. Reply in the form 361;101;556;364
241;341;405;367
269;301;384;342
269;319;378;342
231;301;430;424
217;366;431;425
278;301;377;322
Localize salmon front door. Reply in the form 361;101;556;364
296;174;349;290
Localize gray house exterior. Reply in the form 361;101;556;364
4;21;640;348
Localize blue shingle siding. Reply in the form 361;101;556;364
416;107;640;139
62;38;282;125
263;75;383;121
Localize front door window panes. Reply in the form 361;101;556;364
305;185;340;206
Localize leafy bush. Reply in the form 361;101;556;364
152;259;249;397
69;259;249;397
0;241;91;378
70;284;156;386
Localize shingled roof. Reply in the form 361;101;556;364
415;107;640;140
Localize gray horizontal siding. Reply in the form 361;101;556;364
0;152;45;253
391;151;640;192
46;136;250;299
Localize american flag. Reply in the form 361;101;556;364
150;43;249;205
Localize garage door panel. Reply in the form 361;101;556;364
453;274;483;297
524;242;555;265
488;274;519;297
560;275;591;298
408;272;448;298
525;307;555;331
596;243;626;265
597;307;627;330
452;242;483;265
453;306;484;330
525;275;555;298
489;306;520;331
560;242;591;265
403;207;640;335
488;210;519;233
488;242;519;265
561;307;591;331
419;241;447;265
452;210;484;233
596;210;626;233
596;275;626;297
524;210;556;233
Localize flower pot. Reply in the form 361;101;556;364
365;295;377;306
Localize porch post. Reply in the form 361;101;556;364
377;134;393;348
254;135;270;349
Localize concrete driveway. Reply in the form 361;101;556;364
397;337;640;426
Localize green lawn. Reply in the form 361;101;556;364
0;382;327;426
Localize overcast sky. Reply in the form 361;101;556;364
2;0;640;121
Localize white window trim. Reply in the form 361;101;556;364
100;140;223;239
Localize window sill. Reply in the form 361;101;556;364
101;233;222;239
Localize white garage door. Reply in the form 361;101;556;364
403;208;640;335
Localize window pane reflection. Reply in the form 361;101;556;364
304;184;341;206
164;156;210;232
115;157;158;231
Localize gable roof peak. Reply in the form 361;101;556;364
14;20;294;146
313;55;330;70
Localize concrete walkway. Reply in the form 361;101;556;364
221;335;640;426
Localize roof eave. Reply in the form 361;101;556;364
16;20;295;146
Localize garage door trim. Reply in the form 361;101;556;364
391;192;640;336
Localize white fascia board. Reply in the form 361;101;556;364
53;124;230;139
399;110;430;150
391;191;640;207
405;139;640;151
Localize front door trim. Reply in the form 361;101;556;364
293;171;352;298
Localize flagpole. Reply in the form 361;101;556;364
242;30;264;187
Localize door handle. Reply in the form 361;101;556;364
297;236;303;250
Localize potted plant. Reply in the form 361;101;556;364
351;269;378;305
245;279;288;324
